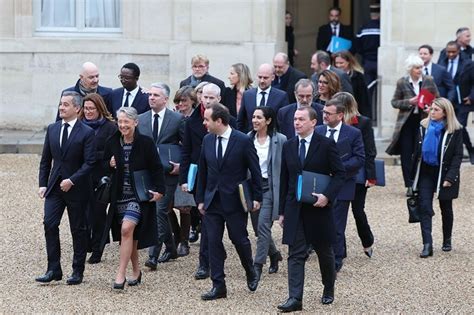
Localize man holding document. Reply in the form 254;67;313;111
277;106;345;311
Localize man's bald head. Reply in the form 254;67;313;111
80;62;100;90
201;83;221;107
256;63;275;90
273;52;290;77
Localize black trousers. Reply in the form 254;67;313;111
287;216;335;300
204;193;253;288
399;112;421;187
350;184;375;249
418;162;454;245
43;183;88;274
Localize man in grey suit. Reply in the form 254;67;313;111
310;51;353;94
138;82;184;269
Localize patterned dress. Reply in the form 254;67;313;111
116;142;141;225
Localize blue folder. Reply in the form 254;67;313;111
330;36;352;53
187;163;198;191
355;159;386;186
296;171;331;204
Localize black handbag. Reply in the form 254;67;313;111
95;176;112;204
406;191;421;223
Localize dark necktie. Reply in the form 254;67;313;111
424;67;429;75
124;92;131;107
153;114;159;142
217;136;223;167
332;25;337;36
259;91;266;107
328;128;336;141
61;123;69;151
448;60;454;78
299;139;306;166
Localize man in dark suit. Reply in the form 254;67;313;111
277;78;323;139
37;91;95;285
315;99;365;273
438;27;473;62
310;51;353;93
196;103;262;300
180;54;225;99
277;106;345;311
272;53;306;104
418;45;456;102
316;7;353;53
237;63;289;132
438;41;474;161
109;62;150;118
138;83;184;269
459;60;474;164
56;62;112;121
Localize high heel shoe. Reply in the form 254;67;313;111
113;278;126;290
128;271;142;286
364;247;373;258
419;243;433;258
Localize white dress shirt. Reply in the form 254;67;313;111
254;135;270;179
122;86;139;107
256;87;272;107
298;132;313;158
151;106;167;137
325;121;342;143
216;126;232;158
60;118;77;146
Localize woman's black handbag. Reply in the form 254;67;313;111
407;191;421;223
95;176;112;204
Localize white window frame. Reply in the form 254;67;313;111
33;0;122;37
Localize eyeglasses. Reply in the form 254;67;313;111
322;110;338;116
118;75;136;81
192;64;207;69
83;106;97;112
318;80;329;85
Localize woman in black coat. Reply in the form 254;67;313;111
223;63;253;117
79;93;117;264
410;98;463;258
103;107;165;289
333;92;376;258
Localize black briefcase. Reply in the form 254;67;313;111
95;176;112;204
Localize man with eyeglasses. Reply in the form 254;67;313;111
56;62;112;121
315;99;365;273
109;62;150;118
277;78;323;139
180;54;226;99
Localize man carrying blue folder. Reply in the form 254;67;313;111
277;106;345;311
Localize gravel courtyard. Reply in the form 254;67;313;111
0;154;473;313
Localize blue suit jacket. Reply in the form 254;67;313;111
196;129;262;212
39;120;96;200
236;87;289;133
277;102;324;139
315;124;365;201
109;87;150;118
430;63;456;103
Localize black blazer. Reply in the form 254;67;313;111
459;61;474;104
351;116;377;181
272;66;307;104
196;129;262;211
437;54;472;87
411;126;463;200
180;73;226;99
102;130;166;249
85;119;117;183
276;102;323;139
316;23;353;52
279;133;346;246
109;87;150;118
350;70;372;118
39;120;96;200
223;86;250;117
431;63;456;103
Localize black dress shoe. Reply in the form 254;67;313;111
442;238;452;252
177;241;190;257
127;271;142;286
246;268;259;292
335;261;343;273
194;266;209;280
269;251;283;274
277;297;303;312
189;229;199;243
113;279;126;290
420;243;433;258
321;295;334;305
145;256;158;270
87;253;102;264
66;272;83;285
35;270;63;283
201;286;227;300
157;250;178;263
254;263;263;282
364;247;373;258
